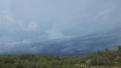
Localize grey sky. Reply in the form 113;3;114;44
0;0;121;46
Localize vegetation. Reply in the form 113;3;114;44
0;45;121;68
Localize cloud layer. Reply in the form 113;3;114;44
0;0;121;53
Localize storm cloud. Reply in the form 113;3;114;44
0;0;121;54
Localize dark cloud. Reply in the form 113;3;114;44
0;0;121;54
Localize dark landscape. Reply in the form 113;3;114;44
0;45;121;68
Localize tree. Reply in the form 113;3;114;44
117;45;121;56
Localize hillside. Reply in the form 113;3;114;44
0;45;121;68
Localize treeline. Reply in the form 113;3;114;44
0;45;121;68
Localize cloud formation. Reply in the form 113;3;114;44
0;0;121;53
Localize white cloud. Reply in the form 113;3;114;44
25;21;40;32
0;14;17;31
95;7;115;19
46;26;65;39
5;15;16;23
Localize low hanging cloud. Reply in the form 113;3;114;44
0;0;121;53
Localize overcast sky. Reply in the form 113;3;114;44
0;0;121;46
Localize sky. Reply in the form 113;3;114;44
0;0;121;53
